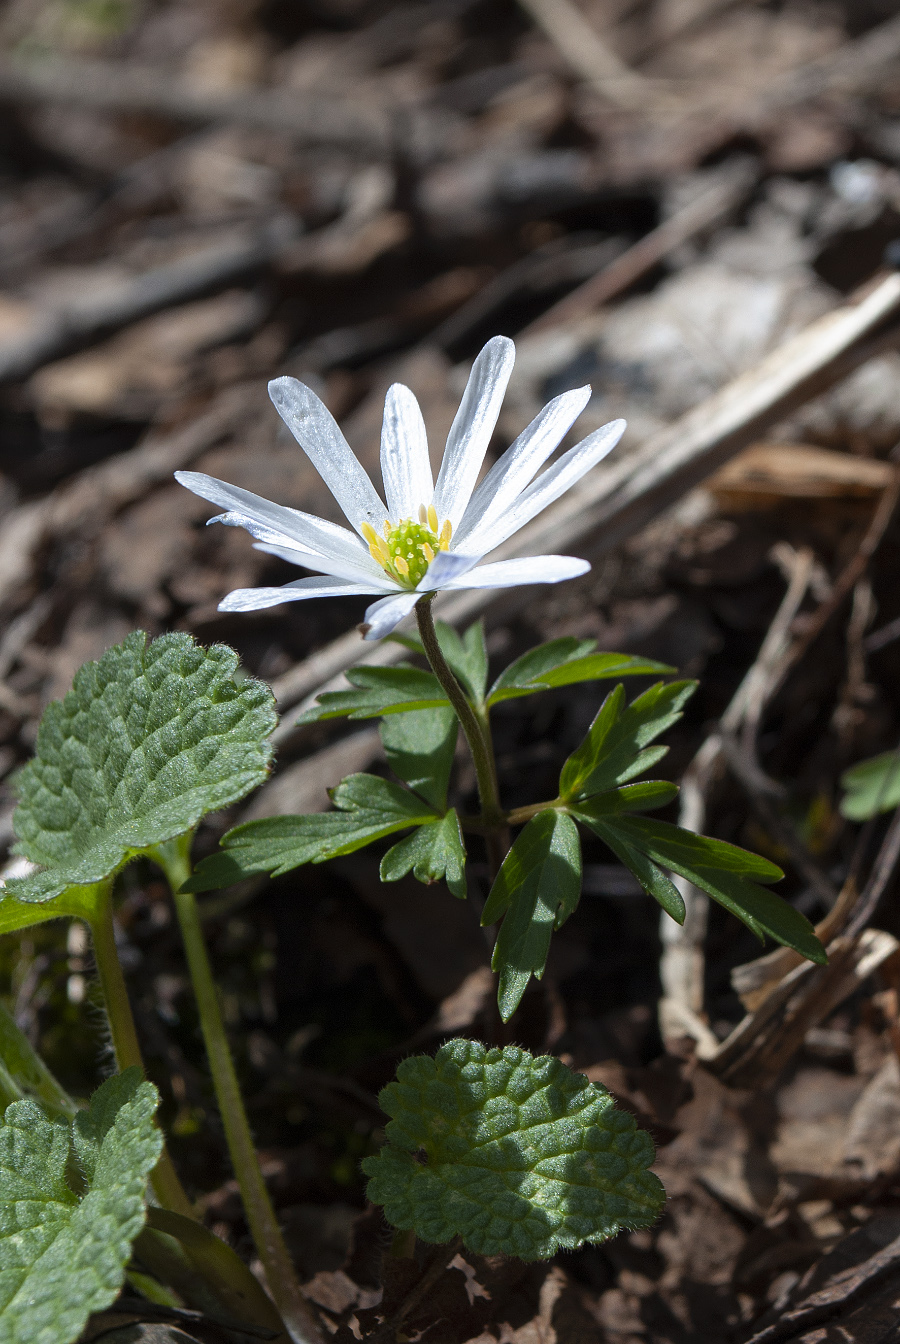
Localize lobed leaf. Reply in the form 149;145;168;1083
380;810;467;899
298;665;448;723
8;632;275;904
380;708;458;811
0;1068;161;1344
481;812;582;1020
488;639;673;706
840;749;900;821
577;811;826;963
185;773;439;891
390;620;489;704
362;1039;664;1260
559;681;696;802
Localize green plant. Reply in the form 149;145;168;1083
0;343;829;1341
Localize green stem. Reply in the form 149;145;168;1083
152;836;324;1344
89;884;195;1220
415;597;508;873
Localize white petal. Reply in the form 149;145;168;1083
452;386;591;551
361;591;420;640
380;383;432;521
441;555;590;589
431;336;515;530
457;418;625;557
251;540;397;590
176;471;379;577
268;377;387;536
220;577;382;612
417;548;479;591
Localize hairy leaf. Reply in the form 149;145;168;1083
298;665;448;723
578;811;826;963
481;812;581;1020
363;1039;664;1260
559;681;696;802
840;750;900;820
380;708;458;811
380;810;467;899
8;633;275;904
0;1068;161;1344
185;773;439;891
488;639;673;706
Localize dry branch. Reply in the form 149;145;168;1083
0;58;456;161
0;219;296;385
521;159;756;336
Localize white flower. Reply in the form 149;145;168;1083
175;336;624;640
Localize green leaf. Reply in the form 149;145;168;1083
380;708;458;811
380;810;467;899
8;632;275;904
388;621;489;704
185;773;439;891
481;812;581;1021
0;1067;162;1344
0;1002;76;1120
584;819;686;923
437;621;489;704
576;781;679;815
578;812;826;963
362;1039;664;1260
559;681;696;802
488;639;674;705
840;750;900;820
298;665;449;723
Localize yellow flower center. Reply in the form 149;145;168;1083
362;504;452;590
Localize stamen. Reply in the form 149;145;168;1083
394;555;410;577
418;504;428;525
439;520;452;550
383;520;393;536
427;505;439;533
375;537;391;564
421;542;435;563
361;522;378;547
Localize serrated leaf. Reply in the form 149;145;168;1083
185;773;440;891
481;812;581;1020
380;708;458;811
840;750;900;820
578;811;826;963
362;1039;664;1260
380;811;467;899
488;639;674;705
298;665;449;723
8;632;275;904
0;1067;161;1344
559;681;696;802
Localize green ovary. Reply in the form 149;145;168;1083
383;521;440;588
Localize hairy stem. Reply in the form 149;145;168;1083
153;836;324;1344
89;884;195;1220
415;597;508;869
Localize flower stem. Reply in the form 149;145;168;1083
415;597;505;846
89;883;195;1220
152;836;324;1344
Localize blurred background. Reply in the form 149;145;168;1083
6;2;900;1340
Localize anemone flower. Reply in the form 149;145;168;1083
175;336;624;640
